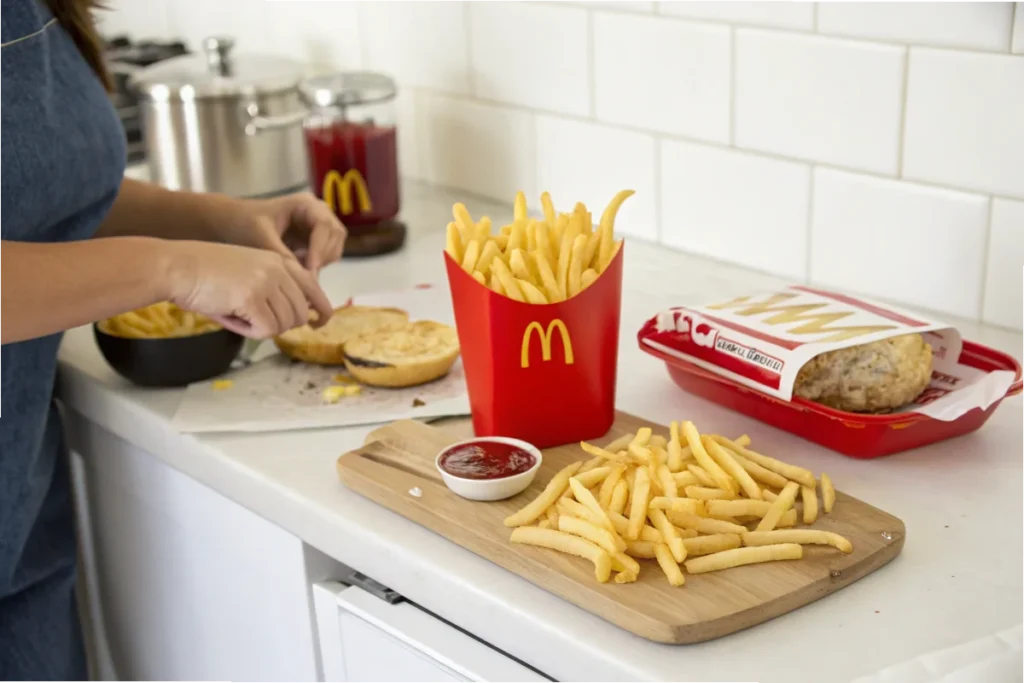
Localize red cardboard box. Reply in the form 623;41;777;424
444;246;624;448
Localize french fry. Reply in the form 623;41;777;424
609;479;628;515
600;239;622;274
514;191;528;221
613;570;637;584
671;471;700;489
490;258;524;302
687;464;718;488
504;462;582;527
538;519;552;529
582;231;601;272
510;527;612;583
682;533;743;557
648;508;686;563
654;543;685;586
532;250;562;303
476;239;502;278
801;485;818;524
556;231;574;299
453;203;475;244
567;233;588;298
743;529;853;553
579;441;630;464
557;498;603;526
685;486;737;501
488;271;506;297
655;464;678;498
682;422;736;493
684;543;803;574
598;465;626;510
540;191;556;226
568;479;619;540
558;515;625;554
581;268;599;291
821;473;836;513
611;551;641;577
762;488;778;502
507;220;526;254
517;279;549;305
608;511;663;543
668;511;747;536
472;271;486;286
704;437;762;500
624;540;657;559
776;508;798;528
597;190;632;272
460;239;481;273
626;466;651;540
509;248;533;282
604;433;635;453
573;467;613;489
756;481;800;532
710;436;816;489
545;506;559;528
476;216;492;242
649;497;704;515
577;456;605;474
705;499;774;519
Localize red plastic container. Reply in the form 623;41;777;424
639;333;1022;459
445;247;624;449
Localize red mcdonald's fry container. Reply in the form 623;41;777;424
444;246;624;449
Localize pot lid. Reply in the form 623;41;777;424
129;36;303;100
299;71;397;109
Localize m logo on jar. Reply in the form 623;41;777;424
520;320;574;369
322;169;373;216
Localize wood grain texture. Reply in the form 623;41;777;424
336;413;905;644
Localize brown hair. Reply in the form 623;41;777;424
44;0;111;91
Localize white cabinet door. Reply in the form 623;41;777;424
312;582;548;682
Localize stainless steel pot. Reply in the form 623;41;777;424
130;36;312;198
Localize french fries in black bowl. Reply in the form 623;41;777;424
94;302;244;387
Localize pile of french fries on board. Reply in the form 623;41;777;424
504;421;848;586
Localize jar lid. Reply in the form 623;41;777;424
129;36;303;100
299;71;397;109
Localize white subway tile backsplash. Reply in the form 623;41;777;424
735;30;905;175
660;141;810;280
98;0;173;40
358;2;470;95
659;1;814;31
903;49;1024;200
535;116;657;240
1014;4;1024;53
982;199;1024;329
818;2;1014;52
167;0;268;52
593;13;730;142
811;169;989;319
582;1;655;13
264;1;362;73
470;3;590;117
419;94;535;204
395;91;423;182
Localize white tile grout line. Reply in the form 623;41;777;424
586;8;597;119
812;2;819;32
728;25;737;146
1008;2;1018;52
566;4;1017;54
463;1;476;97
410;84;1024;205
804;166;816;285
896;46;911;178
977;197;996;321
653;138;663;243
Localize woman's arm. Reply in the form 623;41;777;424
1;237;173;344
94;178;241;242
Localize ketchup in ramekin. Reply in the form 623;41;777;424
435;437;543;501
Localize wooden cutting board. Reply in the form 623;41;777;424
336;413;905;644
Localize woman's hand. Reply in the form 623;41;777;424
166;240;334;339
220;192;347;274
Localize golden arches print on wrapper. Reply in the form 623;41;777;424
521;320;574;369
322;169;373;216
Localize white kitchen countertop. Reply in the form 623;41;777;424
57;180;1024;682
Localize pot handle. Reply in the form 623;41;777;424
242;100;309;136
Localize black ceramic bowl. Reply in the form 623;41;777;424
93;323;245;387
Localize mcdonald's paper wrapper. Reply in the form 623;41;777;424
170;286;471;434
639;285;1017;421
444;247;624;449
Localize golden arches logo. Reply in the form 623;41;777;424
322;169;373;216
521;320;574;369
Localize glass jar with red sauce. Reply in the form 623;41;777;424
299;72;405;256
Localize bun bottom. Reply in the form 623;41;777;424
343;349;460;388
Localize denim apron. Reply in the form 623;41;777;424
1;1;126;678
